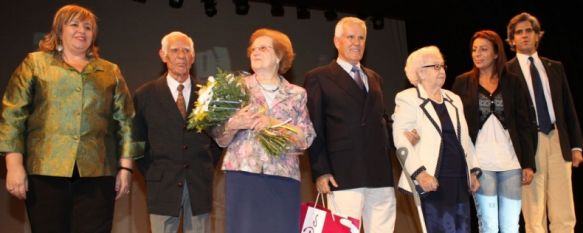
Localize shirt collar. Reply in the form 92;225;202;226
166;74;191;91
49;53;103;73
516;51;540;65
336;58;361;74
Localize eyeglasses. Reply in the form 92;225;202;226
421;64;447;71
250;45;273;53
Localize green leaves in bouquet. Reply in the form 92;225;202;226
186;69;249;132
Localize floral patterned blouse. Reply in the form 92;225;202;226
211;74;316;181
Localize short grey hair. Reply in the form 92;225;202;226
160;31;195;56
404;45;443;86
334;17;367;39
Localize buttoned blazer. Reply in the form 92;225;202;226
392;86;479;193
133;75;221;216
507;57;583;161
304;61;393;191
451;69;536;171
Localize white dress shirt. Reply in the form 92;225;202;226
516;52;556;124
166;74;192;104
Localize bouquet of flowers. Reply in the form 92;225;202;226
187;69;297;157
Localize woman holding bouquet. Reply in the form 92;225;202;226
211;28;316;233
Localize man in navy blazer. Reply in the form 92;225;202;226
133;32;220;233
506;12;582;233
304;17;395;233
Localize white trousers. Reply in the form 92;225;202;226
328;187;396;233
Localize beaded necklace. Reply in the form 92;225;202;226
255;75;281;93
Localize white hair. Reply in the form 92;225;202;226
160;31;195;56
403;45;443;86
334;17;367;39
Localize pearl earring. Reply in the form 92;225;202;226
56;44;63;52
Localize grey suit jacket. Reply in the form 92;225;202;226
507;56;582;161
133;75;221;216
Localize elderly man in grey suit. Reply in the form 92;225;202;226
505;12;582;233
133;31;220;233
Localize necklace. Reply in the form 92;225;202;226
255;75;281;93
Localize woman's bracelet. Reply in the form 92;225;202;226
118;166;133;174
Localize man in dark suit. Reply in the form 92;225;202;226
133;31;220;233
304;17;395;233
506;12;582;233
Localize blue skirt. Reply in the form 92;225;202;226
225;171;300;233
421;176;471;233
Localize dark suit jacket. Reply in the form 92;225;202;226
452;69;536;171
304;61;393;190
507;56;583;161
133;75;221;216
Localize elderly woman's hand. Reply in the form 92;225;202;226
5;152;28;200
404;129;420;146
227;106;259;130
250;114;273;132
416;171;438;192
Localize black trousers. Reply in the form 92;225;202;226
25;167;116;233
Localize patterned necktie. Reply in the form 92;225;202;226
529;56;552;134
176;84;187;119
351;66;366;92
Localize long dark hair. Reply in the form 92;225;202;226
469;30;507;79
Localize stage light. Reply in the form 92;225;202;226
324;9;337;21
270;0;284;17
233;0;249;15
296;0;309;19
169;0;183;8
297;7;310;19
372;16;384;30
357;13;369;20
202;0;217;17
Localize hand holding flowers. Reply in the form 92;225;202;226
187;69;298;157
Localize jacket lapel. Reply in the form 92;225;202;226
507;57;525;79
154;75;186;122
187;79;197;114
540;57;558;109
417;86;442;135
325;62;367;103
443;93;461;140
360;66;376;122
246;74;299;111
416;87;462;140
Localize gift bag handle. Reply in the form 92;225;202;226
315;192;345;222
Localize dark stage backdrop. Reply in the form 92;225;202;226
0;0;412;232
1;0;582;232
404;2;583;232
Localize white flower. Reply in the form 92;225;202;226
193;76;216;115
